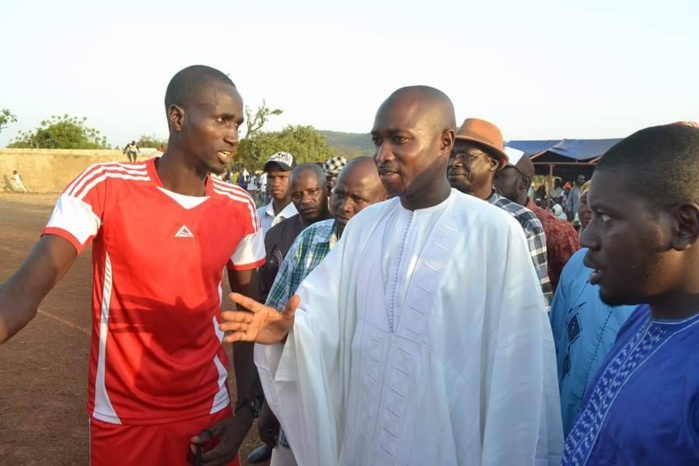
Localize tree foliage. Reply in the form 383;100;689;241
0;108;18;134
236;125;336;169
136;133;167;149
8;115;110;149
234;101;334;169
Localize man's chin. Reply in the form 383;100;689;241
208;165;227;176
449;182;470;195
598;290;637;308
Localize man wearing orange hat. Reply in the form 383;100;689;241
447;118;553;305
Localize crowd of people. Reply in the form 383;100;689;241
524;174;591;230
1;64;698;466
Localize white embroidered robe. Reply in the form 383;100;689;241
255;190;563;465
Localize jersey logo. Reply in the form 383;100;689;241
175;225;194;238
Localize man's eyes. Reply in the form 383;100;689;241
371;135;408;144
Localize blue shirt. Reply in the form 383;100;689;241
562;305;699;465
550;248;635;436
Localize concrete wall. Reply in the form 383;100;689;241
0;149;160;193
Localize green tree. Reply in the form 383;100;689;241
0;108;18;134
8;115;110;149
136;133;167;149
236;125;336;169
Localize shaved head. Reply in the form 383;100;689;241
331;156;388;236
337;156;387;202
290;163;326;189
380;86;456;132
338;156;382;186
164;65;235;111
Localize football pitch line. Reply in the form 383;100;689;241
38;309;90;336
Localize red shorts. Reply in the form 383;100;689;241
89;408;241;466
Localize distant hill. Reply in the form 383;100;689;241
319;130;374;158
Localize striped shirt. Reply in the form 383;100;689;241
487;191;553;306
256;201;298;235
266;219;337;311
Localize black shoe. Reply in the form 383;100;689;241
247;444;273;464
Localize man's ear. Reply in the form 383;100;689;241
519;174;532;192
440;129;455;155
167;104;185;132
671;203;699;251
488;157;499;172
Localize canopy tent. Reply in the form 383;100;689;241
506;138;623;180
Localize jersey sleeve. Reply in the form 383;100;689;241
228;204;266;270
42;165;108;254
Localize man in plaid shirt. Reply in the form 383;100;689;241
260;156;388;465
495;149;580;292
447;118;553;305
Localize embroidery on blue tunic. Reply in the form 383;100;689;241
567;312;583;343
563;319;667;465
562;352;571;378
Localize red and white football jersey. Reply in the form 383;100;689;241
42;159;265;425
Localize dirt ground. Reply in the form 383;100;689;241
0;193;268;466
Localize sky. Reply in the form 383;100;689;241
1;0;698;147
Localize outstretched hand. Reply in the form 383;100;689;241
220;293;300;344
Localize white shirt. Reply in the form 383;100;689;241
248;177;258;191
256;201;298;235
259;173;268;191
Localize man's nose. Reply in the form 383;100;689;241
223;126;239;147
374;143;393;164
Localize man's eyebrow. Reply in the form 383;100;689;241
588;198;619;213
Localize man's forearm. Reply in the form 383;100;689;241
0;285;38;344
228;268;263;402
0;236;77;344
232;341;261;401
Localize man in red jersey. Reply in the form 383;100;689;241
0;65;265;466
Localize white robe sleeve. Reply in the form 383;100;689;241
254;225;352;466
480;220;564;465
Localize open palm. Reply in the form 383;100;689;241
220;293;299;345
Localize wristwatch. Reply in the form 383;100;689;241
234;397;262;419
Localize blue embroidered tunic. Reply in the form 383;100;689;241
563;305;699;465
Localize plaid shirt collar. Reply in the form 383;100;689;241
307;219;339;249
